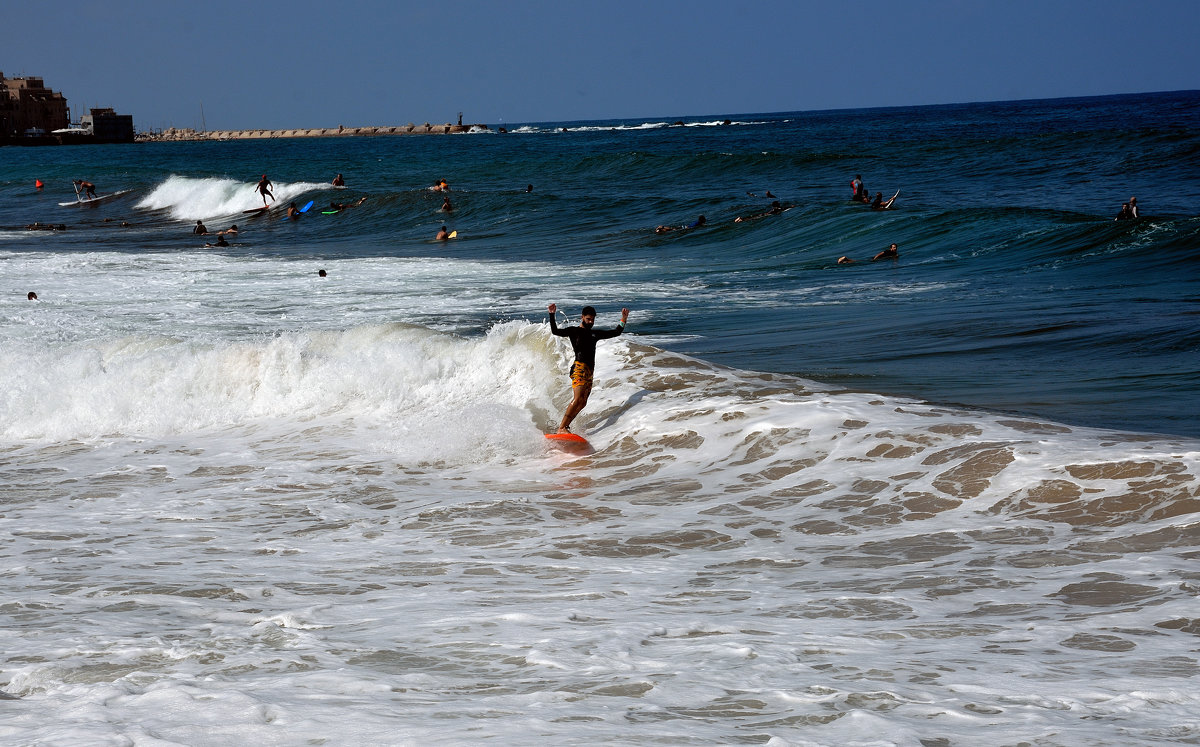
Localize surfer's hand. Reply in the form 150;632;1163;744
621;308;629;321
548;303;556;315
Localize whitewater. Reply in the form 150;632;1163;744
1;91;1199;744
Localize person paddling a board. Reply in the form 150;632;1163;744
872;243;899;261
547;303;629;434
73;179;97;200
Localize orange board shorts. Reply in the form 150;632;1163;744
569;361;593;388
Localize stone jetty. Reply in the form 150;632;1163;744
137;122;489;142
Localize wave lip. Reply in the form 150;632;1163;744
135;175;331;221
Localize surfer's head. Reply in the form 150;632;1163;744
580;306;596;327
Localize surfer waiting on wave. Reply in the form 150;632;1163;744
870;191;899;210
73;179;97;200
851;174;867;203
332;173;344;187
547;303;629;434
1116;197;1139;220
254;174;274;205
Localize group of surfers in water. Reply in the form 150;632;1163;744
654;176;904;265
34;172;1145;441
187;173;370;245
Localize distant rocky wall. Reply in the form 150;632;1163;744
137;123;488;142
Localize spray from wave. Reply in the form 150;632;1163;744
136;175;333;221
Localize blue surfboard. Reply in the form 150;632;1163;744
299;200;314;213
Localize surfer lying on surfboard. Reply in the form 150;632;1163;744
547;303;629;434
734;200;791;222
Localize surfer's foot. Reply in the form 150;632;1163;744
557;426;571;434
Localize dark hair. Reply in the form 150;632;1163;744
581;306;596;316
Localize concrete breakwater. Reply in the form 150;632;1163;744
137;122;490;142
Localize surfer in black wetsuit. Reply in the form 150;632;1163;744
547;303;630;433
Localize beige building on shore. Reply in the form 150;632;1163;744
0;73;69;140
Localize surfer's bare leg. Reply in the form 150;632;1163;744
558;383;591;433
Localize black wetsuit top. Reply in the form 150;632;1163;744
549;318;624;369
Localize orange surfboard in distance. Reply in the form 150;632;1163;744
545;432;591;451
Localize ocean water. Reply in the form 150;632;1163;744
0;91;1198;745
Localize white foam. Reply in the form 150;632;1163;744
2;248;1200;745
135;175;331;221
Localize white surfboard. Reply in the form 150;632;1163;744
59;189;130;206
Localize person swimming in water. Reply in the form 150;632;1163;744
872;243;899;261
735;201;788;222
547;303;630;433
655;215;706;233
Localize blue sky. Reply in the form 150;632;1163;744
4;0;1197;131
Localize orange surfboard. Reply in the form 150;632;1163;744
545;432;591;451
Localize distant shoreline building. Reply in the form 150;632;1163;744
0;72;134;145
82;108;134;142
0;73;68;140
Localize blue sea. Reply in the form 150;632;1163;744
1;90;1198;745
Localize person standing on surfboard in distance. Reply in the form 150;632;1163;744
254;175;274;206
547;303;629;434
